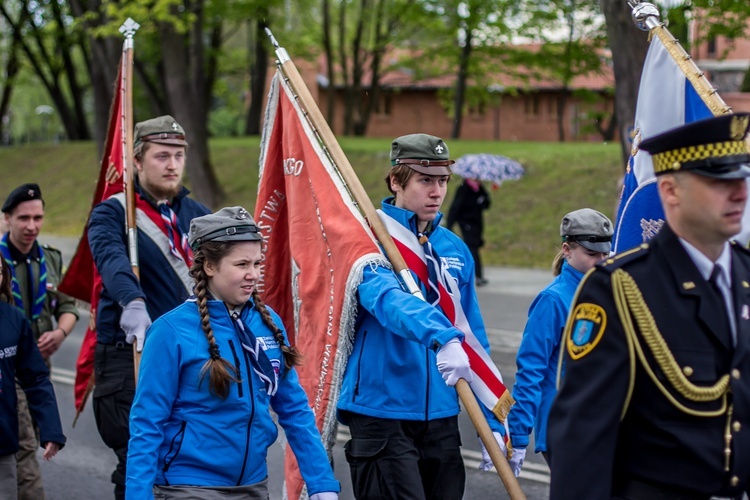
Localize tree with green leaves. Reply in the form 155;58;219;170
411;0;519;139
0;0;91;140
320;0;426;136
598;0;649;165
519;0;608;142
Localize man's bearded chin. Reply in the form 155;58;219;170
139;175;182;201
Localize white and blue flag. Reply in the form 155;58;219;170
612;34;712;253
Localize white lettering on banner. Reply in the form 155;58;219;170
0;345;18;359
257;189;287;294
283;158;304;176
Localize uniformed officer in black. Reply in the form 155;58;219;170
548;113;750;499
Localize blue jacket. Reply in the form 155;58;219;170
338;200;500;428
0;300;65;455
508;260;583;452
88;185;209;344
126;298;340;499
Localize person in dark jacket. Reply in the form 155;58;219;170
548;113;750;498
0;257;65;500
446;178;491;286
1;183;78;500
87;115;210;500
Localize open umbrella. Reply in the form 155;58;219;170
452;154;525;185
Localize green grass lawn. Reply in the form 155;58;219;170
0;137;623;268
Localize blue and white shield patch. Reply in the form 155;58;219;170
567;303;607;359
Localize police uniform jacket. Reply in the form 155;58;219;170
548;224;750;499
3;239;79;340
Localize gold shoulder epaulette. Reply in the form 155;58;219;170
599;243;649;271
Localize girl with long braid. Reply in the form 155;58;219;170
125;207;340;500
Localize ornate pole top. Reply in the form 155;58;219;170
265;28;290;65
119;18;140;48
629;0;661;31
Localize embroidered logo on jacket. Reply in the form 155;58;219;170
567;303;606;360
257;337;280;351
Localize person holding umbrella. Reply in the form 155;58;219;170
446;178;491;286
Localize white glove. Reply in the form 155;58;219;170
120;300;151;352
309;493;338;500
436;338;473;386
507;447;526;477
478;432;508;472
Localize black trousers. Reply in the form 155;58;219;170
342;412;465;500
93;343;135;500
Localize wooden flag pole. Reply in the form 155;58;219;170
119;18;141;381
266;29;526;500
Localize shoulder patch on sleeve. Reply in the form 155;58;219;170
567;303;607;359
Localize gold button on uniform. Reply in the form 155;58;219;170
682;366;694;377
731;476;739;486
732;369;741;380
733;421;741;432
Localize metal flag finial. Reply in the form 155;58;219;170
630;1;661;31
264;28;290;64
119;18;140;48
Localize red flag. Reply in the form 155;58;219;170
256;72;386;499
59;59;125;412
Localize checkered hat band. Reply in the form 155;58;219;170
652;141;748;174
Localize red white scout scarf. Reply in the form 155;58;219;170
377;210;514;423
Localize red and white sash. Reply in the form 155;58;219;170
378;209;514;423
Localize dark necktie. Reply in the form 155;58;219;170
709;265;724;301
230;311;279;396
709;265;734;341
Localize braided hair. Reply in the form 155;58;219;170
251;289;302;369
190;242;240;399
0;259;11;303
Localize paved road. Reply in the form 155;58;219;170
37;236;552;499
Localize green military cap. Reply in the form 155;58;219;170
561;208;613;253
390;133;454;176
2;183;44;213
134;115;188;149
188;206;262;250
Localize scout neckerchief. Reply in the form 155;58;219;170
157;200;192;265
135;193;193;266
418;220;441;306
228;305;279;396
377;209;515;426
0;233;47;320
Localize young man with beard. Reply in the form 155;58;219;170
87;116;210;500
1;183;78;500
